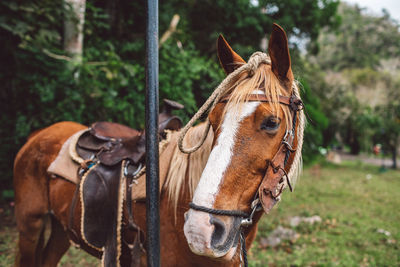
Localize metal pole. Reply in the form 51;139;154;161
145;0;160;266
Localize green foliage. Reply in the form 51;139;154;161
316;2;400;70
373;86;400;166
342;101;379;154
308;2;400;159
292;58;332;161
346;68;389;87
306;65;389;155
159;41;224;117
159;0;340;57
0;1;64;49
298;77;329;163
0;0;340;189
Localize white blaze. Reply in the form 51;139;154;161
184;95;262;256
192;101;260;207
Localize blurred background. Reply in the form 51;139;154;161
0;0;399;266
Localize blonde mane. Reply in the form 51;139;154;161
164;123;214;216
165;55;305;216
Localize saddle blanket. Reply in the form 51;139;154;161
47;129;87;184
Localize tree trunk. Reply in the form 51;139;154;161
391;146;397;169
349;136;360;155
64;0;86;64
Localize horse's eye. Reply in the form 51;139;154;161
261;116;281;132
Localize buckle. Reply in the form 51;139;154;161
124;161;143;179
289;95;303;112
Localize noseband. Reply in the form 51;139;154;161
189;93;303;266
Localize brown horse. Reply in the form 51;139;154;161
13;24;304;266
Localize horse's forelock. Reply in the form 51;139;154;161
221;63;292;131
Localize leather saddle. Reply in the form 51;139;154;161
76;98;184;167
71;99;184;267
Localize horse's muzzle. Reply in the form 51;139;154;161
184;209;241;259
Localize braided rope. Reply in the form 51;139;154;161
287;82;304;187
189;202;249;218
240;232;248;267
178;52;270;154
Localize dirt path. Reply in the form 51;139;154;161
338;152;399;168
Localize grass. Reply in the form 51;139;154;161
0;204;99;267
249;161;400;266
1;161;399;266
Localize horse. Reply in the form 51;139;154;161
13;23;304;267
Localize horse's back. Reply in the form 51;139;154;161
14;121;86;171
13;121;86;209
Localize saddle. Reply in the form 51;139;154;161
70;99;184;267
76;98;184;167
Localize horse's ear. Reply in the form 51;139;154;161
217;35;246;74
268;23;293;86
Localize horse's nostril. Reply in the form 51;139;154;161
209;214;226;247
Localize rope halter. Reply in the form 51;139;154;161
178;52;271;154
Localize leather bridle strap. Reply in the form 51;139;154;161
257;90;304;214
219;94;303;109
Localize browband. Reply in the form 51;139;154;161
219;94;303;111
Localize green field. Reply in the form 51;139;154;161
1;161;399;266
250;161;400;266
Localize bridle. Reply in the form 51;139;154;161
188;92;304;267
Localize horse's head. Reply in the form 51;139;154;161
183;24;304;260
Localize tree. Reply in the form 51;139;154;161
297;76;329;163
374;86;400;168
309;2;400;157
0;0;340;189
64;0;86;64
316;2;400;71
